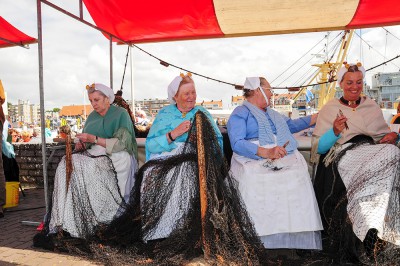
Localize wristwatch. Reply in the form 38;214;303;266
94;136;98;144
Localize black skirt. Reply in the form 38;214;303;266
2;153;19;182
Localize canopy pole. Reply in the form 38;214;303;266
109;35;113;89
37;0;49;213
0;37;30;49
130;45;135;112
79;0;83;19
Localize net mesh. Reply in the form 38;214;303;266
35;110;267;265
314;135;400;265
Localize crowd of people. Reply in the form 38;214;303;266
2;63;398;264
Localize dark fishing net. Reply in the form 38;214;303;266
35;110;267;265
33;147;124;247
314;135;400;265
113;94;150;137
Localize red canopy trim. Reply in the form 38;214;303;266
83;0;223;43
83;0;400;44
347;0;400;28
0;16;37;48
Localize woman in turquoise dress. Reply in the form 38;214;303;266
143;73;222;241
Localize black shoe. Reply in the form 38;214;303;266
0;208;4;218
296;249;313;258
33;233;55;251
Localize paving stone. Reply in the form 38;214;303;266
0;188;97;266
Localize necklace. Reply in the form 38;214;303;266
340;97;361;112
340;97;361;106
176;105;188;118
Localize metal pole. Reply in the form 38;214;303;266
79;0;83;19
0;37;30;49
110;35;113;89
37;0;49;213
130;45;135;111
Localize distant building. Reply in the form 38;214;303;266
133;98;224;116
274;93;296;105
9;100;41;126
59;105;93;119
369;72;400;109
231;95;244;107
196;100;223;110
134;98;170;116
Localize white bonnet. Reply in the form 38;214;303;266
336;63;365;83
244;77;261;90
86;83;115;103
167;73;193;104
167;76;183;104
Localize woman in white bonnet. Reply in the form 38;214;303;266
227;76;322;250
37;83;138;241
145;73;222;161
143;73;222;241
312;62;400;263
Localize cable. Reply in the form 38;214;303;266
119;46;130;91
131;44;241;88
275;31;342;87
382;27;400;43
271;34;327;84
128;33;397;91
365;54;400;72
354;31;400;69
272;54;400;90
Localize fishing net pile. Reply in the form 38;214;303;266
34;110;267;265
314;136;400;265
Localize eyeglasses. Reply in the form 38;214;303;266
261;87;274;94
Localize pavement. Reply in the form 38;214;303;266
0;187;97;266
0;187;320;266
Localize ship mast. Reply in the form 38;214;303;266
292;30;354;109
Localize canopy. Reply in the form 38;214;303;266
83;0;400;43
0;16;37;48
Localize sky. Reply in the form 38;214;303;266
1;0;400;110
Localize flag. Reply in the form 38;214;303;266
305;88;314;102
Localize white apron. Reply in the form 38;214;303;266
50;145;136;238
337;143;400;245
230;142;323;237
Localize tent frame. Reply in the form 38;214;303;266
36;0;135;212
0;36;30;49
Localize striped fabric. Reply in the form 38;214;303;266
243;101;298;153
83;0;400;43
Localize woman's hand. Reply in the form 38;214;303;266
170;120;191;140
309;113;318;126
333;115;348;136
379;132;399;145
75;133;96;143
74;141;85;151
257;146;287;160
